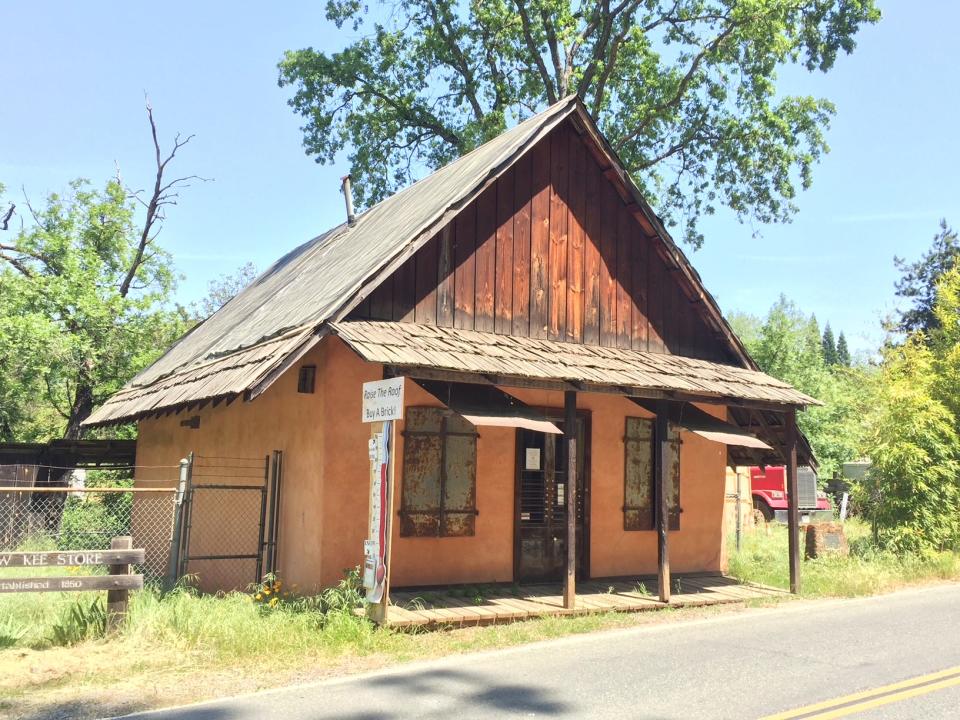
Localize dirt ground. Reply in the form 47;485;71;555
0;601;772;720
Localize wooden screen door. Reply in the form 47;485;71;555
514;416;588;583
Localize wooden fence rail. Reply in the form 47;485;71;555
0;535;143;630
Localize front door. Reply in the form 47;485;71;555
515;416;588;583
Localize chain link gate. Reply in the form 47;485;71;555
174;452;283;592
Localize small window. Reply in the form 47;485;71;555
297;365;316;394
624;417;680;531
400;407;478;537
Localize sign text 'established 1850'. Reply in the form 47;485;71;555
361;377;405;423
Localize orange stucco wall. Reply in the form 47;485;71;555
135;335;728;592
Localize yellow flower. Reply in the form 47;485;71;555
274;581;282;590
269;597;279;607
255;593;262;601
263;588;271;595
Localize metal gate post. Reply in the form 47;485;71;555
177;454;197;581
255;455;269;584
267;451;283;575
165;452;193;590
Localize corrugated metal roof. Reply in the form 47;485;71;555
131;97;581;389
84;328;315;426
85;95;812;427
331;321;820;408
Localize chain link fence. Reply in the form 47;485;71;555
0;465;178;583
0;452;282;593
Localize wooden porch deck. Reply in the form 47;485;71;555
384;573;787;628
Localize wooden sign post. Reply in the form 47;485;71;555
361;377;404;625
0;536;144;630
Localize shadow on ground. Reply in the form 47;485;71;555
26;667;576;720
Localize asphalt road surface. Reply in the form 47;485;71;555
121;583;960;720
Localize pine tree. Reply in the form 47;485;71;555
836;332;851;367
822;324;838;365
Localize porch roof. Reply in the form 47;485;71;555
331;321;819;409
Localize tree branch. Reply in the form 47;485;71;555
513;0;558;103
426;1;484;121
614;15;738;151
539;5;566;95
0;251;32;277
119;100;204;298
0;203;14;231
349;75;465;150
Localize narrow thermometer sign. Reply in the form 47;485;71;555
361;377;404;622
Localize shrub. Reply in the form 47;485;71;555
49;596;106;646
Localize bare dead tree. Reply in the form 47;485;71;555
0;203;14;231
118;100;209;298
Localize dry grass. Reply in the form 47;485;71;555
728;519;960;597
6;519;959;719
0;597;757;720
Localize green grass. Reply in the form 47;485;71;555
728;519;960;597
4;521;960;718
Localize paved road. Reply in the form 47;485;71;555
121;584;960;720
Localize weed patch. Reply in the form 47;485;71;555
728;519;960;597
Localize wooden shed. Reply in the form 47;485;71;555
85;96;816;620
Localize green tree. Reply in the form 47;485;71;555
821;322;838;365
0;107;194;440
860;336;960;553
858;267;960;553
836;331;851;366
894;219;959;335
190;262;258;321
279;0;880;247
736;296;868;479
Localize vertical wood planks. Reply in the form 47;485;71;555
474;186;497;332
393;255;416;322
437;224;455;327
567;131;586;343
582;155;601;345
632;231;649;351
599;183;618;346
495;167;515;334
369;274;394;320
663;273;678;353
647;251;665;353
529;138;551;338
512;153;532;336
454;202;476;329
414;234;438;324
616;204;633;348
340;116;731;362
548;128;569;341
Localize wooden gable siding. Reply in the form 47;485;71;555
349;122;730;362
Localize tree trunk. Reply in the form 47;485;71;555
63;380;94;440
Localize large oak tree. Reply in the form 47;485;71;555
279;0;879;246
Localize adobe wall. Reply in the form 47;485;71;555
134;335;728;591
134;342;329;592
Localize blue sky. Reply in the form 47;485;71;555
2;2;957;355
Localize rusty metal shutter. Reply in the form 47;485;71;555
400;407;478;537
624;417;680;531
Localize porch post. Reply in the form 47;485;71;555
655;401;671;604
563;389;577;610
785;408;801;594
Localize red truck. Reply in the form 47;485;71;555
751;465;833;524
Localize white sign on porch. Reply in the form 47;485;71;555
361;377;405;423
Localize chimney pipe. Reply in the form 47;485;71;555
341;175;356;226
